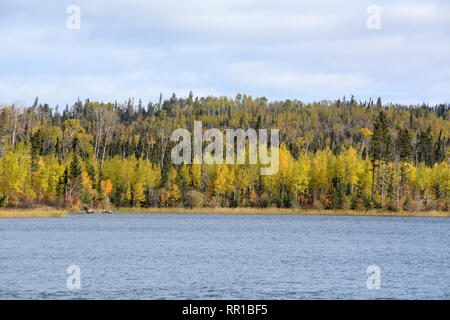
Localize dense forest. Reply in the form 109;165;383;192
0;93;449;212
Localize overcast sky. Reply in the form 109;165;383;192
0;0;449;107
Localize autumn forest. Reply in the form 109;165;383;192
0;94;448;212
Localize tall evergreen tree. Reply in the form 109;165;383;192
416;126;433;165
30;129;43;173
434;129;445;163
369;111;391;201
66;154;83;203
398;129;412;162
397;129;412;196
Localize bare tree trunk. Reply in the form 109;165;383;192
11;111;18;149
101;140;107;170
101;129;111;170
0;137;5;158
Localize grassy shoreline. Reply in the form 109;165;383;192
1;207;448;218
0;208;70;218
115;207;450;217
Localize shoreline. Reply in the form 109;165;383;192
1;207;448;218
115;207;449;217
0;208;70;218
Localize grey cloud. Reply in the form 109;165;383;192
0;0;448;106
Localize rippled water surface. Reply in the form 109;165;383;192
0;214;448;299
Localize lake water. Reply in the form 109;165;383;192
0;214;448;299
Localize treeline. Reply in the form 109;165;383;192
0;94;448;211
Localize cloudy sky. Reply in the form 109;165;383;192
0;0;449;107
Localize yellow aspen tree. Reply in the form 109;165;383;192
293;154;310;202
214;164;228;198
134;183;145;207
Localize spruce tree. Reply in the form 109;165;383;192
30;129;43;173
369;111;391;201
416;126;433;166
397;129;412;197
434;129;444;163
69;154;82;183
398;129;412;162
331;177;344;209
66;155;82;204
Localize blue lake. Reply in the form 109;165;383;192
0;214;448;299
